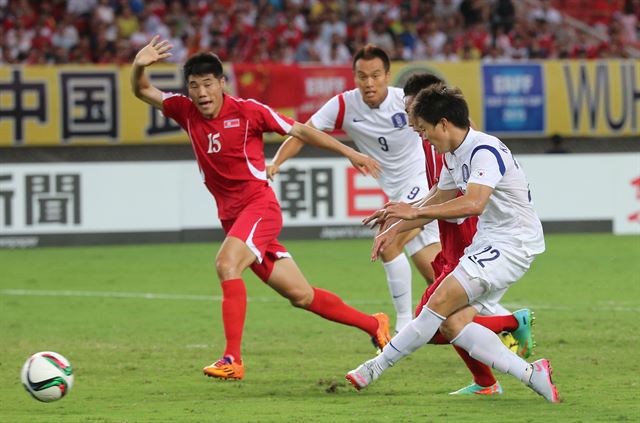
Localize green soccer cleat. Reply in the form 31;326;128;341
449;381;503;395
512;309;535;358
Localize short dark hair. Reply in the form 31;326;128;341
412;83;469;129
403;73;445;97
352;44;390;73
183;52;224;83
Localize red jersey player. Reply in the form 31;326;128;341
358;74;535;396
130;36;390;380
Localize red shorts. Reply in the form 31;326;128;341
430;251;447;283
437;218;477;269
415;262;456;316
414;218;478;316
221;195;290;282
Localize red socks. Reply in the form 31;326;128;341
221;279;247;362
453;346;497;387
221;283;381;361
428;330;498;387
307;288;378;336
473;314;519;333
453;315;516;387
429;315;519;340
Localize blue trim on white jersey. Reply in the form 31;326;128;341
470;145;506;176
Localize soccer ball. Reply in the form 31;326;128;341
21;351;74;402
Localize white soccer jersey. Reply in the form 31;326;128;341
438;128;545;256
311;87;426;197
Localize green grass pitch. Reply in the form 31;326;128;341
1;234;639;422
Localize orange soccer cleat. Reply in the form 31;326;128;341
371;313;391;351
203;356;244;380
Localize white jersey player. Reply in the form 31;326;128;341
268;45;442;333
311;86;428;202
346;84;559;403
440;129;545;269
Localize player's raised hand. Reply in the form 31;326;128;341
363;201;402;227
370;222;400;261
362;208;385;228
348;151;381;178
379;215;401;232
266;164;280;181
134;35;173;67
383;201;419;220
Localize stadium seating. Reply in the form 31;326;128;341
0;0;637;65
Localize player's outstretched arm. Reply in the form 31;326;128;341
371;220;402;261
386;184;491;221
288;122;381;178
411;185;438;208
131;35;173;109
371;218;431;261
363;185;441;229
267;124;309;180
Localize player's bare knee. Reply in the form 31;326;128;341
289;290;313;308
425;290;447;315
440;318;462;341
215;256;241;280
380;246;402;262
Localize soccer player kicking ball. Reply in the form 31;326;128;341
346;84;560;403
400;73;536;396
361;74;533;396
130;36;391;380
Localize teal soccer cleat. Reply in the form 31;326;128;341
449;381;503;395
512;309;535;358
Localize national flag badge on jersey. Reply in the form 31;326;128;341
473;168;487;178
224;118;240;128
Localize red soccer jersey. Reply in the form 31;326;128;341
422;137;478;271
422;139;442;189
162;93;295;219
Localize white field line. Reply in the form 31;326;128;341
0;289;221;302
0;289;639;312
0;288;384;304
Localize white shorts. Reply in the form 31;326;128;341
405;220;440;256
387;173;430;204
386;174;439;256
452;241;534;315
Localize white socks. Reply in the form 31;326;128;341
383;253;413;332
375;306;445;370
452;322;533;383
491;303;511;316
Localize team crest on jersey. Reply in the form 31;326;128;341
391;112;407;128
462;164;470;182
224;118;240;128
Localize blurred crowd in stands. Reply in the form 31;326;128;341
1;0;638;65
